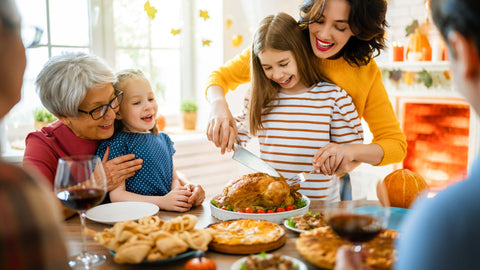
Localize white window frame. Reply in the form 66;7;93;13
90;0;195;114
1;0;224;158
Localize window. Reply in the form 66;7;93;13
2;0;222;152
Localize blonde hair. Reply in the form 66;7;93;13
114;69;159;135
249;12;325;136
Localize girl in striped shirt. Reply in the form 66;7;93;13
235;12;364;200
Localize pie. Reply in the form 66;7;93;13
296;226;398;270
207;219;286;254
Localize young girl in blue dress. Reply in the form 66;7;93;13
96;69;205;212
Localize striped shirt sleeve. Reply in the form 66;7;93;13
331;88;364;144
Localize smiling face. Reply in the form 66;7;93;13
116;77;158;133
258;48;308;94
61;83;117;140
308;0;354;59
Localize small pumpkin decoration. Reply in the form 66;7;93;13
406;29;432;61
184;256;216;270
377;169;429;208
156;113;166;131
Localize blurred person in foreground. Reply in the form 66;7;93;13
0;0;68;268
335;0;480;269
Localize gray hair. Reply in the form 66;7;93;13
0;0;21;30
35;52;116;117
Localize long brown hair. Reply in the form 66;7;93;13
299;0;388;66
113;69;159;135
249;12;324;136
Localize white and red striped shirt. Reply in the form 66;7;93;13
236;82;364;200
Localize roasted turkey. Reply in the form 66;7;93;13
218;172;301;211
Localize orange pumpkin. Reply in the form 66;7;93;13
377;169;429;208
156;114;166;131
184;256;217;270
406;29;432;61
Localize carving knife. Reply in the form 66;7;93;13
232;144;280;177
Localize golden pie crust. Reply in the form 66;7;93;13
296;226;398;270
207;219;286;254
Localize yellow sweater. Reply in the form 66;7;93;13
205;48;407;166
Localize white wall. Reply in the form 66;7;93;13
222;0;303;62
220;0;304;116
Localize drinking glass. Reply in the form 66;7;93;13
325;175;390;253
54;155;107;268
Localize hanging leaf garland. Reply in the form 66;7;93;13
389;69;402;82
202;39;212;47
231;35;243;47
382;68;451;89
417;69;433;88
199;10;211;47
226;18;233;30
199;10;210;21
144;1;157;20
170;29;181;36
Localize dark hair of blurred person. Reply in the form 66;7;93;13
0;0;68;269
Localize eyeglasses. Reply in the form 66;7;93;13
21;25;43;48
78;90;124;120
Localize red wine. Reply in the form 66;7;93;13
328;214;382;243
57;188;105;211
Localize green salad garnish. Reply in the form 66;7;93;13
210;199;218;207
295;198;307;209
285;217;295;228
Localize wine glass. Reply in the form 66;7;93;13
54;155;107;268
324;174;390;253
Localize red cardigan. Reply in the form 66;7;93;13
23;120;100;187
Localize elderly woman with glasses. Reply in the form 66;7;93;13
23;52;143;218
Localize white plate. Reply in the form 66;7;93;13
210;195;310;224
230;254;307;270
86;201;159;224
283;219;308;233
108;249;200;264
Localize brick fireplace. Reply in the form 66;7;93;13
396;96;472;191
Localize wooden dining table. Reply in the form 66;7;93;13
64;200;380;270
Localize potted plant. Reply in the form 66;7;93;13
33;108;57;130
180;99;198;130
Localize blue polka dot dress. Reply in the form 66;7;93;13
96;131;174;196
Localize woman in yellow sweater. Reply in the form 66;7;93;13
206;0;406;175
